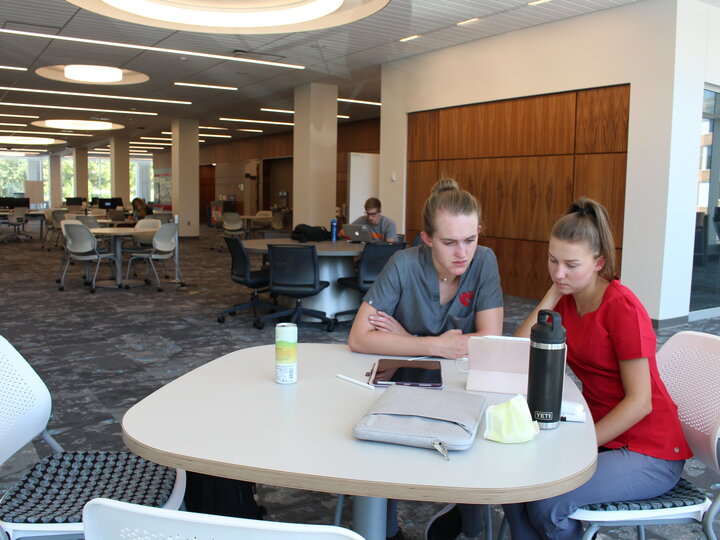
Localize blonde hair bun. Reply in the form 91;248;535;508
431;177;459;194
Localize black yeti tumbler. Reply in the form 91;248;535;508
526;309;566;430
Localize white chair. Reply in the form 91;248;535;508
216;211;245;250
250;210;272;238
58;223;115;293
567;331;720;539
4;207;32;241
83;498;363;540
129;217;161;248
125;222;183;291
0;335;186;540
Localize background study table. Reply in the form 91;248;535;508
122;343;597;540
243;238;365;319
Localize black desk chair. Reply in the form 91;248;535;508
217;237;276;324
254;244;334;331
334;242;406;321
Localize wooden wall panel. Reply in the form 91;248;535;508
338;119;380;154
573;153;627;247
261;132;293;158
440;156;574;241
407;110;439;161
437;92;576;159
483;238;553;300
575;85;629;154
406;160;439;235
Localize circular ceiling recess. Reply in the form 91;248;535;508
32;119;125;131
36;65;149;85
64;0;390;34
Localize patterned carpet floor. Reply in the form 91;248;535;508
1;222;718;539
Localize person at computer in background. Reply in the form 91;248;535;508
131;197;153;221
340;197;398;242
348;177;503;540
502;198;691;540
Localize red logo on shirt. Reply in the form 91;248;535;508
459;290;474;307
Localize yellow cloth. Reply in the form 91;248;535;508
483;395;539;444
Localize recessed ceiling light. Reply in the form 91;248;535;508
238;129;263;133
337;114;350;119
198;126;228;130
0;102;157;116
0;136;65;145
0;130;91;137
457;17;479;26
220;117;294;126
174;82;237;91
1;147;45;152
0;28;304;70
399;35;419;43
528;0;552;5
139;137;172;141
261;108;294;114
0;86;190;105
32;119;124;131
0;122;27;127
64;64;123;83
0;65;27;72
161;131;231;138
0;151;39;156
36;65;149;85
337;98;381;106
0;113;39;119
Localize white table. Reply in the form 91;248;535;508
243;238;365;319
122;344;597;539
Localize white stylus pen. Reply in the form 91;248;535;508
336;373;375;390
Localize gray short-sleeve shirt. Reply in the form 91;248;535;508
363;245;503;335
351;215;397;242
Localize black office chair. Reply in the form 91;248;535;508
254;244;335;331
217;237;276;324
334;242;406;321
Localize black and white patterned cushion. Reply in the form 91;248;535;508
0;451;177;524
578;478;707;512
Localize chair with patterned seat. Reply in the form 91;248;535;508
0;334;186;540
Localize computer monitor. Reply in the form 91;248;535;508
90;197;99;207
98;198;116;209
66;197;83;206
0;197;11;209
12;197;30;208
110;197;123;209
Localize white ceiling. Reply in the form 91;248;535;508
0;0;639;151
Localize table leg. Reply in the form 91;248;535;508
113;235;123;287
353;496;387;540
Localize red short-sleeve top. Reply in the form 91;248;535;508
554;280;691;460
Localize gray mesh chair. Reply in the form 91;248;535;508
0;334;186;540
58;223;115;293
124;222;183;291
254;244;334;331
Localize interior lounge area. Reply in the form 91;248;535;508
3;0;720;539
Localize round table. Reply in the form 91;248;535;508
243;238;365;319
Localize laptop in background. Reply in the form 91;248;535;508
343;223;373;243
108;209;126;222
465;335;530;395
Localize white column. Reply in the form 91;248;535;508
171;118;199;237
379;66;408;234
49;153;62;208
110;136;130;205
292;82;337;227
73;147;88;200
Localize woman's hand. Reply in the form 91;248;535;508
431;329;470;359
368;311;411;336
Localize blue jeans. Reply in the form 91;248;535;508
502;448;685;540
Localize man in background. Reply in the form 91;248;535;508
343;197;398;242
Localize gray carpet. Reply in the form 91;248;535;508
1;222;718;539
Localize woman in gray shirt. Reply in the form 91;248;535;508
348;178;503;359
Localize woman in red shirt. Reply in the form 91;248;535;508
504;197;691;539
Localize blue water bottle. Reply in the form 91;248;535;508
330;218;338;242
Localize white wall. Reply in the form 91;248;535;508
380;0;717;323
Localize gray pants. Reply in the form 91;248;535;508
502;447;685;540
